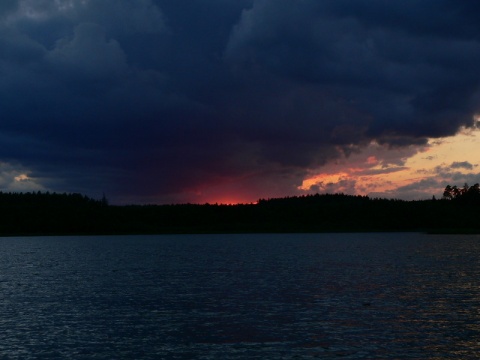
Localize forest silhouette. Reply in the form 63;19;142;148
0;185;478;235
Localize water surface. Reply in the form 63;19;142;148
0;233;479;359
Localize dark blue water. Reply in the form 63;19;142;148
0;233;479;359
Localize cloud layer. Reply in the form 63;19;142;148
1;0;480;203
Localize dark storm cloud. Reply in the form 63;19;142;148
1;0;480;202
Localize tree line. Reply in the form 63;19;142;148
0;187;477;235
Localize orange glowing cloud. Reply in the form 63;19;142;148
299;126;480;200
160;124;480;204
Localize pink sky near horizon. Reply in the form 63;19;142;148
179;124;480;205
5;125;479;205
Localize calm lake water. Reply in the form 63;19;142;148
0;233;479;359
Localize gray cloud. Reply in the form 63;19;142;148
0;0;479;203
450;161;475;170
310;178;357;196
47;22;128;82
370;177;441;200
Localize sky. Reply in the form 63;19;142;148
1;0;480;204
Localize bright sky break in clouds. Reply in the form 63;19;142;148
0;1;480;203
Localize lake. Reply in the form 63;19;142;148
0;233;479;359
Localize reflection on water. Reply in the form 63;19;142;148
0;233;479;358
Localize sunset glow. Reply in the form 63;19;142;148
299;125;480;200
1;1;480;204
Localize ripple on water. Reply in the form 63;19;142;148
0;233;478;359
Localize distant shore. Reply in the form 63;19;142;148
0;192;479;236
